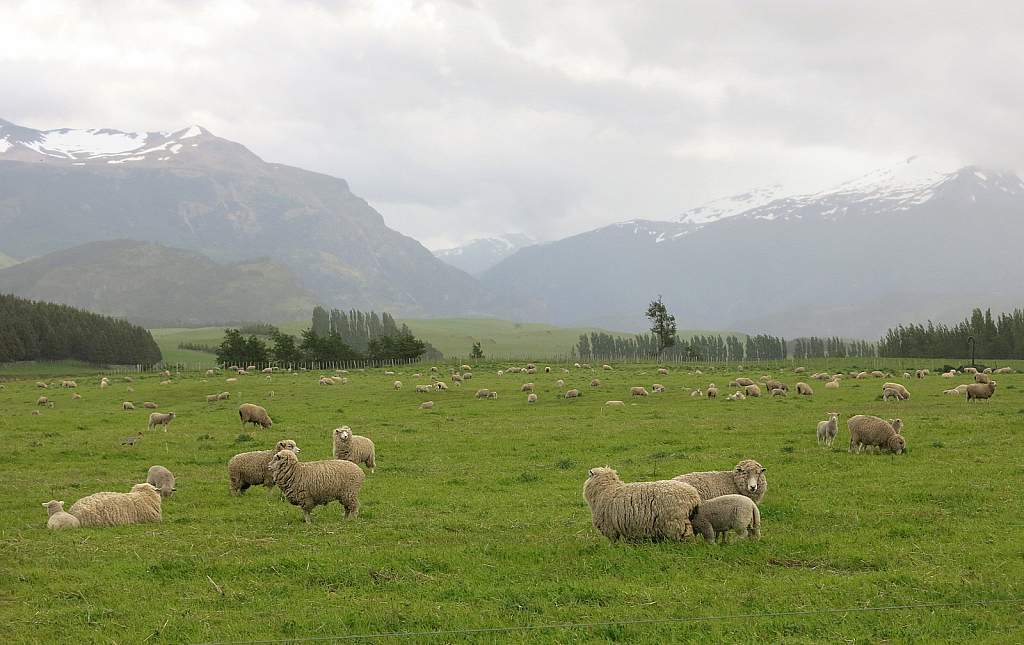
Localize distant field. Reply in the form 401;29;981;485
1;359;1022;644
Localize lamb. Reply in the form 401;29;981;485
146;465;177;499
882;387;903;402
691;494;761;544
522;383;535;391
966;381;997;402
206;394;220;402
43;500;80;529
564;389;580;398
68;483;163;527
673;459;768;503
630;386;649;397
770;388;787;397
691;389;703;397
144;402;158;409
37;396;47;405
228;439;301;497
527;393;538;403
238;403;272;429
847;415;905;454
744;384;761;397
148;411;177;430
817;412;839;446
882;382;910;400
268;449;364;523
582;467;701;541
434;382;449;391
332;426;376;473
487;391;498;399
420;401;435;409
796;382;813;395
123;401;135;410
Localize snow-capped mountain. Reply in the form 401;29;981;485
0;119;208;164
433;233;538;276
480;157;1024;339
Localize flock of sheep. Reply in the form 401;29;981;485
29;360;1008;544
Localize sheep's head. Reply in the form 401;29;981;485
333;427;351;442
888;434;906;455
131;483;160;495
268;449;298;471
276;439;300;454
734;460;767;495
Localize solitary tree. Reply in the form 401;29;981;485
469;342;484;359
645;295;677;360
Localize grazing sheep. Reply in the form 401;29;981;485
451;374;463;382
206;394;220;402
882;387;904;402
393;380;402;390
652;384;666;393
657;368;669;375
605;400;625;405
603;364;613;370
36;381;47;389
847;415;905;454
728;380;740;388
565;389;580;398
218;391;230;400
332;426;376;473
68;483;163;527
268;449;364;523
228;439;301;497
825;381;840;389
146;465;177;499
974;372;991;384
673;460;768;503
414;384;431;393
420;401;435;409
882;382;910;400
463;372;474;379
794;366;806;373
148;411;177;430
770;388;787;397
527;393;538;403
817;412;839;446
744;384;761;398
630;386;649;397
556;379;564;388
238;403;272;429
123;401;135;410
582;467;701;541
735;377;755;387
43;500;81;529
522;383;535;392
434;381;449;391
319;377;335;385
589;379;600;387
796;382;813;395
487;391;498;399
966;381;997;402
475;388;491;398
144;402;158;409
764;380;788;393
691;494;761;544
36;396;47;405
871;371;884;378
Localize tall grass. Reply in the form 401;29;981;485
2;360;1021;644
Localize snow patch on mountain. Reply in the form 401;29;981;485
0;119;207;163
433;233;538;275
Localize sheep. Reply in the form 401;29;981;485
744;384;761;398
227;439;301;497
764;380;788;393
966;381;997;402
319;377;335;385
393;380;403;390
206;394;220;402
206;369;215;376
882;387;903;402
582;467;701;541
657;368;669;375
434;382;449;391
36;396;48;406
652;384;666;393
817;412;839;446
43;500;80;529
68;483;163;527
673;460;768;503
36;381;47;388
527;393;538;403
475;388;491;398
796;382;813;396
159;380;171;386
691;389;703;397
462;372;474;379
226;377;238;383
871;370;884;378
770;388;787;397
556;379;564;388
146;465;177;499
414;384;431;393
727;392;746;400
605;400;624;405
238;403;272;429
706;387;718;399
522;383;535;392
451;374;463;382
420;401;435;409
974;372;991;384
123;401;135;410
691;494;761;544
735;377;755;387
148;411;177;430
630;386;649;397
564;389;580;398
332;426;376;473
488;391;498;399
603;364;613;370
882;382;910;400
825;381;840;389
794;366;806;373
847;415;905;454
268;449;364;523
218;391;230;400
71;393;82;400
589;379;600;387
144;402;158;409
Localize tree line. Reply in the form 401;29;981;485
877;308;1024;359
791;337;875;359
575;331;792;362
0;293;162;365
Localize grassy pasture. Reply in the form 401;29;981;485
1;361;1023;644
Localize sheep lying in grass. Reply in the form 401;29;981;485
582;467;700;541
605;400;625;405
420;401;435;409
966;381;997;402
332;426;376;473
239;403;272;429
69;483;163;527
146;465;176;499
228;439;300;497
817;412;839;446
43;500;80;529
847;415;905;454
673;460;767;503
691;494;761;544
148;411;176;430
268;449;364;523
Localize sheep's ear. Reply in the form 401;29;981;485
42;502;48;507
588;469;594;477
760;468;767;473
735;466;743;472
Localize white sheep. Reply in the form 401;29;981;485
434;382;449;391
123;401;135;410
770;388;787;397
68;483;163;527
522;383;535;392
238;403;272;429
796;382;813;395
420;401;435;409
228;439;301;497
527;393;538;403
475;388;491;398
882;382;910;400
966;381;997;402
218;391;230;400
564;389;580;398
652;384;666;393
556;379;564;388
42;500;80;529
744;384;761;398
414;384;431;393
148;411;177;430
691;494;761;544
144;402;158;409
268;449;364;523
582;467;701;541
816;412;839;446
146;465;177;499
332;426;376;473
847;415;905;454
605;400;625;405
673;460;767;503
206;394;220;403
630;386;649;397
882;387;903;402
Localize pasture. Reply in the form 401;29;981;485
1;361;1022;644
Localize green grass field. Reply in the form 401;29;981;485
2;359;1022;644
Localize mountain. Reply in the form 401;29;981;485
0;240;324;327
433;234;538;276
479;157;1024;340
0;119;497;320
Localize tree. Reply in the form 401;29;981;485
469;342;484;359
645;295;677;360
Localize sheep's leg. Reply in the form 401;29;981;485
303;510;312;523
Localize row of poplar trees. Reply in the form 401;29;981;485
877;308;1024;359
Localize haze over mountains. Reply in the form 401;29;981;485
1;118;1021;340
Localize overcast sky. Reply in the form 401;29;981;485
2;0;1022;250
